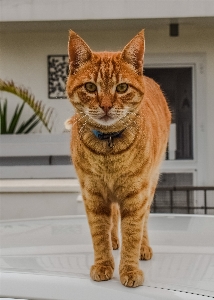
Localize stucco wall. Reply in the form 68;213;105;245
0;24;214;184
1;0;214;22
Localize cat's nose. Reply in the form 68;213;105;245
100;96;113;115
100;104;112;114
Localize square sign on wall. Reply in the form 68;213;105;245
48;55;69;99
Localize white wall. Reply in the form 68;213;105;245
0;31;72;133
1;0;214;22
1;22;214;184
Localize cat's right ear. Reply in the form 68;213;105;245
68;30;92;74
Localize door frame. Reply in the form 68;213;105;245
144;53;207;186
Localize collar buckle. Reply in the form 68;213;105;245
108;136;114;148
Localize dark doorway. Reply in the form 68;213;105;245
144;67;193;160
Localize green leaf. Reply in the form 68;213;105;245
16;113;40;134
0;79;54;133
8;102;25;133
0;101;2;134
23;118;40;134
0;100;7;134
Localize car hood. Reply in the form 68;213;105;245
0;214;214;300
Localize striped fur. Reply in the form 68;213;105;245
66;30;171;287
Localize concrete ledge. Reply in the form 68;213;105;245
0;134;70;157
0;179;84;220
0;179;80;193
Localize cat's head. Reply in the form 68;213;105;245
66;30;145;132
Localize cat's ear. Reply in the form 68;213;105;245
68;30;92;74
121;30;145;75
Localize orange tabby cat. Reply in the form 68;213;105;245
66;30;171;287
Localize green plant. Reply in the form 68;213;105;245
0;99;41;134
0;79;54;134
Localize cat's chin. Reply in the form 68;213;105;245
88;117;125;133
93;117;118;127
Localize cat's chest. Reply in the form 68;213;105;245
71;124;151;178
75;123;142;156
75;139;147;176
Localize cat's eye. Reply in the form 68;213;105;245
84;82;97;93
116;83;129;93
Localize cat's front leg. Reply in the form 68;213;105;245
111;203;120;250
119;196;147;287
84;195;114;282
140;208;153;260
140;182;158;260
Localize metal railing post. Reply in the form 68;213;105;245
170;190;173;213
187;190;190;214
204;189;207;215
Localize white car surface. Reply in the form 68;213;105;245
0;214;214;300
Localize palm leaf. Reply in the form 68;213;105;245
16;113;40;134
0;102;1;134
0;79;54;132
8;102;25;133
0;100;7;134
23;118;41;134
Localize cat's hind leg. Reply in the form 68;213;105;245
111;203;120;250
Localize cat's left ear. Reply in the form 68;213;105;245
121;30;145;75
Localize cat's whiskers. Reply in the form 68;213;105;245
79;119;88;137
127;120;139;134
128;120;140;136
126;111;140;127
126;110;139;119
71;113;88;128
68;109;92;138
118;115;137;138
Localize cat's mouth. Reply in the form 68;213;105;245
93;114;117;126
100;115;112;122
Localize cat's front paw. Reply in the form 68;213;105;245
120;269;144;287
90;264;114;281
140;245;153;260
